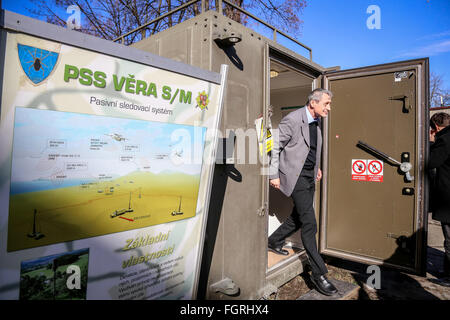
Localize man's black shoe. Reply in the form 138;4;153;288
429;276;450;287
268;244;289;256
310;275;338;296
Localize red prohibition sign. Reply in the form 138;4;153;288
368;160;383;175
352;160;366;174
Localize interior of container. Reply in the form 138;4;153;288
267;58;316;271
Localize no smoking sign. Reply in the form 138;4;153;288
351;159;367;181
352;159;383;182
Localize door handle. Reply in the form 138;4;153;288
389;95;411;113
357;140;414;182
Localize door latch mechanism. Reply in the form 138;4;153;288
357;141;414;182
400;152;414;182
389;95;412;113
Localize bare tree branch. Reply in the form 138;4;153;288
26;0;307;45
430;72;450;107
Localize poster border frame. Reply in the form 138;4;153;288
0;10;221;85
0;9;228;300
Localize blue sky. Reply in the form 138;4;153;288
294;0;450;91
2;0;450;94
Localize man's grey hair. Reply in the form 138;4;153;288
307;88;333;105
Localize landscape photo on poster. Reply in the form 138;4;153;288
19;248;89;300
8;107;206;252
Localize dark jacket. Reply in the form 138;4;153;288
429;125;450;223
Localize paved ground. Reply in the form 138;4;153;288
268;216;450;300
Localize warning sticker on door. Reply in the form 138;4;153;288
394;71;408;82
351;159;367;181
352;159;383;182
367;160;384;182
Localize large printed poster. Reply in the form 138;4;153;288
0;30;223;299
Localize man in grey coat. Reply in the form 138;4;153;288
268;88;337;296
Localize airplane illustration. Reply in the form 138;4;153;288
174;149;183;157
105;133;127;141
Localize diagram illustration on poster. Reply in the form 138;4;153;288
8;107;206;252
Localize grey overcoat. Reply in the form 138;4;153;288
269;107;322;197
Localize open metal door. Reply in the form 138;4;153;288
320;59;429;274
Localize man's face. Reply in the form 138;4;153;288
310;94;332;118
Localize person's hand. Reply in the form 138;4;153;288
270;178;280;189
316;168;322;181
430;129;436;142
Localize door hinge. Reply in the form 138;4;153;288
257;203;267;217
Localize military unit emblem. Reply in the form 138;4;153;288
18;44;59;85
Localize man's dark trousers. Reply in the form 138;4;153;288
268;168;328;277
442;223;450;276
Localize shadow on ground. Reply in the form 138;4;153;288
269;246;449;300
329;258;439;300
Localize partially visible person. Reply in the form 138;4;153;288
429;112;450;287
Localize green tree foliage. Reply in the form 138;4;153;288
27;0;307;45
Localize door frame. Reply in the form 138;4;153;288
264;44;323;281
319;58;430;275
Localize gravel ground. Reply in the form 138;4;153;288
267;216;450;300
268;249;450;300
267;260;360;300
